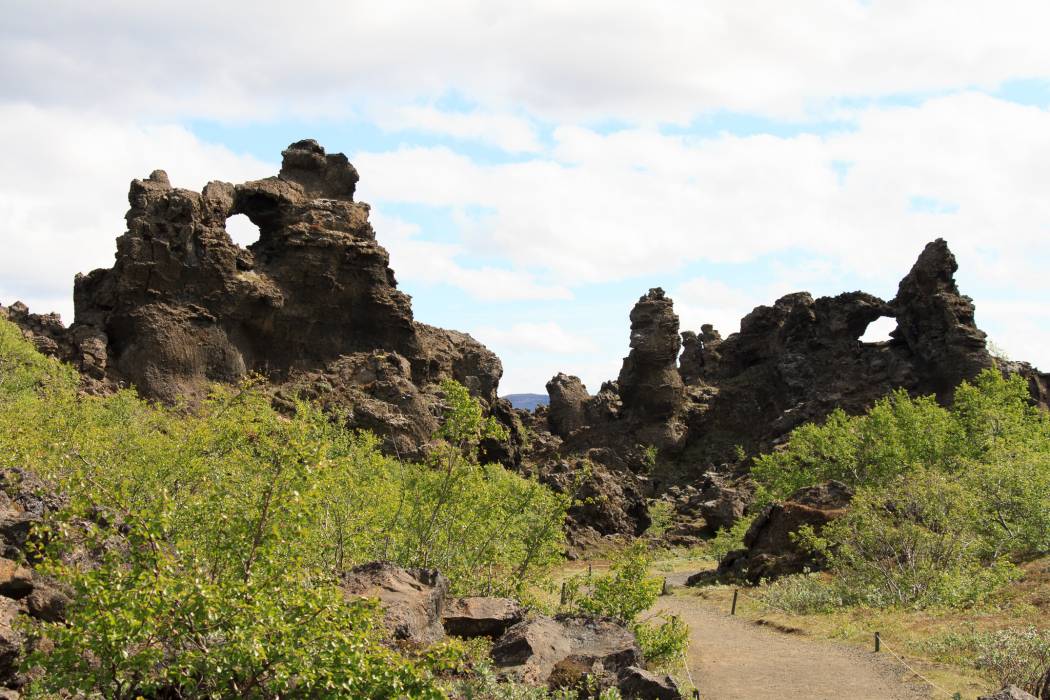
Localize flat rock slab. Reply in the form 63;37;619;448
442;596;523;639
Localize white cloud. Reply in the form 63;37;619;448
355;92;1050;371
3;2;1050;124
357;93;1050;290
370;210;571;301
671;277;765;337
472;322;597;355
379;106;541;153
0;105;273;322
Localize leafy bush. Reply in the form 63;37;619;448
644;500;675;539
808;470;1020;607
562;543;687;670
749;369;1049;608
974;627;1050;698
0;319;570;696
706;515;754;563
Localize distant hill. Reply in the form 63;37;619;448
503;393;548;411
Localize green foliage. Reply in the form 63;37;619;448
748;369;1050;608
632;614;689;669
0;321;77;398
0;319;569;696
644;500;675;539
706;515;754;563
562;543;687;670
759;573;850;614
26;531;437;699
974;627;1050;697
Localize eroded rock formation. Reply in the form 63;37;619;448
2;140;514;459
534;238;1048;542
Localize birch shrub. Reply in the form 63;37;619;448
0;319;568;697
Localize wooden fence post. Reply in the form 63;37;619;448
875;631;881;653
731;589;738;616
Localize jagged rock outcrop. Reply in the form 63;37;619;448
2;140;514;460
617;288;685;421
535;237;1047;543
546;373;591;438
689;481;853;585
891;239;994;397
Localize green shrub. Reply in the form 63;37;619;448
644;500;675;539
974;627;1050;698
749;369;1049;608
759;573;850;614
0;319;570;696
707;515;753;563
809;470;1020;608
562;543;687;670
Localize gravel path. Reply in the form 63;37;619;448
653;587;930;700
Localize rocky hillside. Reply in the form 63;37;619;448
3;141;1047;550
520;238;1050;546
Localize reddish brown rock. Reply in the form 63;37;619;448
695;481;854;585
490;614;642;690
441;596;523;639
341;561;449;645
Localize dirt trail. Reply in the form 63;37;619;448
653;585;929;700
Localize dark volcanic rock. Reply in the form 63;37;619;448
3;140;511;459
538;458;650;548
341;561;449;645
617;666;684;699
546;373;591;437
697;481;854;585
441;596;523;639
490;614;642;690
618;288;685;421
891;239;993;397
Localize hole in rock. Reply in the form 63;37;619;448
860;316;897;343
226;214;261;248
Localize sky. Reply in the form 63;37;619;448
2;1;1049;395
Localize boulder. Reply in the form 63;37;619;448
441;596;523;639
702;481;853;584
0;560;32;600
341;562;449;645
617;665;684;699
24;581;70;623
491;614;642;690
